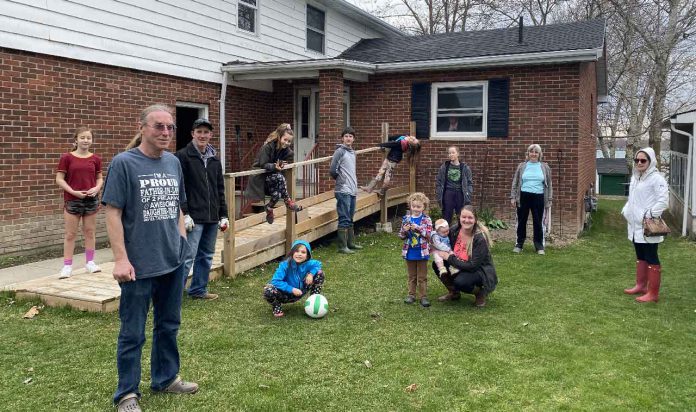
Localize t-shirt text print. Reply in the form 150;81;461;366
139;173;180;222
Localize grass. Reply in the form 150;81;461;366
1;200;694;411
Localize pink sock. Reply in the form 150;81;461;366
85;249;95;262
64;259;73;266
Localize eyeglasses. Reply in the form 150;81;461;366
634;158;649;164
145;123;176;132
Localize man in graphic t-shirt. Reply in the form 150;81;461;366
102;104;198;412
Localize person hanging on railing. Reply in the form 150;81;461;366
330;126;363;254
360;135;420;195
247;123;303;224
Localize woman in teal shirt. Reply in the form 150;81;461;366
510;144;553;254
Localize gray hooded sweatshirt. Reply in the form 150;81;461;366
329;144;357;196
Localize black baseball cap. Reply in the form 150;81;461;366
191;118;213;131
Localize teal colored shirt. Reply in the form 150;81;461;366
521;161;544;194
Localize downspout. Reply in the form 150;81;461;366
219;71;228;174
671;124;694;237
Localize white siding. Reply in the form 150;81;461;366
0;0;384;83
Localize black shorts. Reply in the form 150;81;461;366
65;197;99;216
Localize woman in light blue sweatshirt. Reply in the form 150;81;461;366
510;144;553;254
263;240;324;317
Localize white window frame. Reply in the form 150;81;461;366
306;4;325;54
237;0;259;35
176;102;209;120
430;80;488;141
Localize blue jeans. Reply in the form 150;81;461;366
113;264;186;405
335;192;356;229
183;223;217;297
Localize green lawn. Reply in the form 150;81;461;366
1;200;694;411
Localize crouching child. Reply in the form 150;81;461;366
263;240;324;317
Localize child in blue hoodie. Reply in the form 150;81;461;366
263;240;324;317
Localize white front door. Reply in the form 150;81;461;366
295;88;318;197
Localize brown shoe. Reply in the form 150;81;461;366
191;292;218;300
473;288;487;307
437;292;461;302
161;376;199;394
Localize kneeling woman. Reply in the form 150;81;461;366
433;206;498;307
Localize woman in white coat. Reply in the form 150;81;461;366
622;147;669;303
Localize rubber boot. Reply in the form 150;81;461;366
265;205;274;224
377;182;391;196
336;229;354;254
347;226;363;250
437;273;461;302
284;198;303;212
636;264;661;303
360;179;377;193
624;260;648;295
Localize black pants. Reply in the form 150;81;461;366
442;189;464;225
432;261;483;294
264;172;289;208
516;191;545;250
262;271;325;313
633;242;660;265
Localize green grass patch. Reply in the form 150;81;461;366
1;200;694;410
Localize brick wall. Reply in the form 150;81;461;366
0;47;278;254
340;63;596;237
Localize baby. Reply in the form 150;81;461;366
431;219;459;276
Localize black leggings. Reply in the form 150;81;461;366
633;242;660;265
264;172;290;208
432;261;483;294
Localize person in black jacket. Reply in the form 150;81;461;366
432;206;498;307
360;135;420;195
247;123;303;224
175;118;229;300
435;146;474;224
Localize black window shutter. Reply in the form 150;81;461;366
487;78;509;138
411;82;430;139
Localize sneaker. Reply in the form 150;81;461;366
85;261;102;273
403;295;416;304
449;267;460;275
438;267;448;275
117;394;141;412
512;246;522;253
420;297;431;307
537;249;545;255
58;265;72;279
273;310;285;318
160;376;199;394
191;292;219;300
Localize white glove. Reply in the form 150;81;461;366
218;217;229;232
184;214;195;232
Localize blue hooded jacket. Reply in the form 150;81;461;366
269;240;322;294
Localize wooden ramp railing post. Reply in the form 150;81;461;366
285;166;297;254
378;122;392;232
409;121;417;194
223;174;236;278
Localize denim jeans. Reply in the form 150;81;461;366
335;192;356;229
183;223;217;297
113;264;186;405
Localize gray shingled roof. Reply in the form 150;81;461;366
597;158;629;175
338;19;605;64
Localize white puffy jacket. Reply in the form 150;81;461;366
621;147;669;243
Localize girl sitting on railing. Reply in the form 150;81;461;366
247;123;303;224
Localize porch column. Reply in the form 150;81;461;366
318;69;344;193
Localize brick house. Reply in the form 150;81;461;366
0;0;605;255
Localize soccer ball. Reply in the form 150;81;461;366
304;294;329;318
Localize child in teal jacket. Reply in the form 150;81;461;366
263;240;324;317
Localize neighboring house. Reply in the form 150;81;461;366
0;0;401;254
596;158;629;196
667;109;696;238
0;1;606;254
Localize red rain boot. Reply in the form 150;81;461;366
284;198;303;212
636;265;661;303
624;260;648;295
